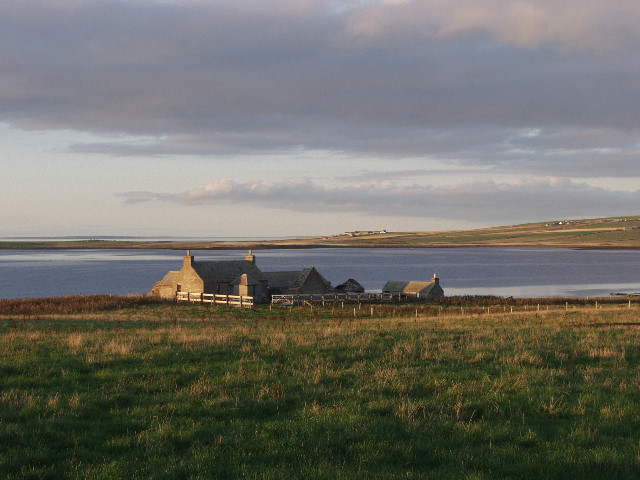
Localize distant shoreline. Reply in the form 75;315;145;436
1;240;640;251
2;215;639;250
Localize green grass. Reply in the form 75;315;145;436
2;299;640;478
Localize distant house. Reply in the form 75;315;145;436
382;274;444;299
151;251;334;301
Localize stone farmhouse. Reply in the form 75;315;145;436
382;274;444;299
151;251;334;302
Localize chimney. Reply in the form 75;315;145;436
184;250;194;268
432;273;439;284
245;249;256;264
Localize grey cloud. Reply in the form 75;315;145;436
116;191;174;204
347;0;640;52
1;0;640;178
119;176;640;223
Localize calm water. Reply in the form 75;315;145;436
1;248;640;299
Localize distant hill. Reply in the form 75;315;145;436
2;215;639;249
318;215;640;249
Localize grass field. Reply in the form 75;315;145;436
2;296;640;479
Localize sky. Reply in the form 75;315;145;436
1;0;639;238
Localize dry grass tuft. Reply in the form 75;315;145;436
104;338;134;355
47;393;61;409
1;390;39;409
66;332;86;350
69;392;81;409
169;329;230;349
182;377;213;398
588;346;625;359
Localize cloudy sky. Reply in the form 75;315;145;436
1;0;639;238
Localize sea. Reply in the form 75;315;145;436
1;247;640;300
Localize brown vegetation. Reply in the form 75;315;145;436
0;294;167;316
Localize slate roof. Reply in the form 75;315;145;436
192;260;266;290
335;278;365;293
262;266;332;293
382;280;440;296
231;273;263;286
381;281;409;293
290;267;331;291
262;271;302;290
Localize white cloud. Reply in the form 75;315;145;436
119;176;640;224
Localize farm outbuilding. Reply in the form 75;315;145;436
334;278;365;294
262;266;333;295
382;274;444;299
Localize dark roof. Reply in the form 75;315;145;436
382;281;409;293
335;278;364;293
231;273;263;286
262;271;302;289
290;267;331;291
192;260;265;288
263;266;332;293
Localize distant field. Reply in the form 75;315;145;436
322;215;640;249
2;296;640;478
1;215;639;250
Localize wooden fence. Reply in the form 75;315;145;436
176;292;254;308
271;293;395;306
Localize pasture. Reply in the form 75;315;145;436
1;296;639;479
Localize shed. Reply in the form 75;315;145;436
334;278;365;293
382;274;444;299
